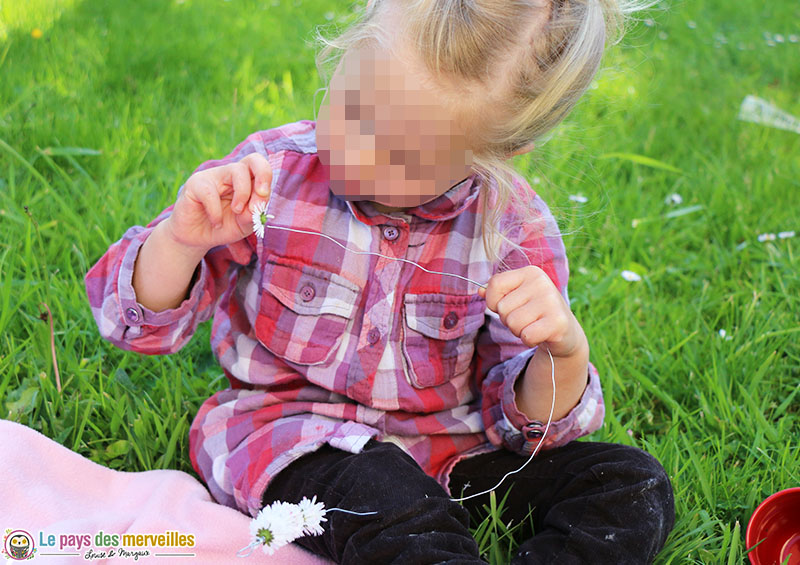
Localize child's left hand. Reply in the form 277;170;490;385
477;266;588;358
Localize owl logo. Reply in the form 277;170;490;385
2;529;35;560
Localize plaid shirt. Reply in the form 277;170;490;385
85;120;604;517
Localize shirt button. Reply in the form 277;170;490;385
367;327;381;345
382;226;399;241
125;307;140;323
300;284;316;302
526;428;544;440
443;311;459;330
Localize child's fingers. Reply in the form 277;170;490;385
482;268;529;312
494;287;533;326
242;152;273;200
228;162;253;215
196;182;224;228
517;318;552;349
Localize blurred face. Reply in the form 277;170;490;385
316;44;474;209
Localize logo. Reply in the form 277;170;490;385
3;529;36;561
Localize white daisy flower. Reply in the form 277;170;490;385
298;496;328;536
621;270;642;282
249;500;305;555
251;202;271;239
568;194;588;203
664;193;683;205
778;230;795;239
757;233;776;242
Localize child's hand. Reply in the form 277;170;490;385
477;266;588;359
165;153;273;252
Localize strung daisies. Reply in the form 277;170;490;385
238;496;328;557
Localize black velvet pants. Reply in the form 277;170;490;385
261;438;674;564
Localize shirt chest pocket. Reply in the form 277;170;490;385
255;256;361;366
401;293;486;388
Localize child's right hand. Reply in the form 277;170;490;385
164;152;273;252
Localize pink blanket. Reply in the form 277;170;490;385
0;419;331;564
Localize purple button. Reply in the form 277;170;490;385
367;327;381;345
382;226;399;241
300;283;316;302
443;311;459;330
125;307;140;323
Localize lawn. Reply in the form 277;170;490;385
1;0;798;563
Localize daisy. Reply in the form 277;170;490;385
251;202;271;239
298;496;328;536
621;270;642;282
249;500;305;555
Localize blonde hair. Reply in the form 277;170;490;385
313;0;655;264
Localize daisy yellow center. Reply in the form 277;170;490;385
259;211;268;225
256;527;274;546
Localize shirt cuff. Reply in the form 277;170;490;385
500;349;604;454
116;226;208;328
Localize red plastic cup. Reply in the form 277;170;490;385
747;487;800;565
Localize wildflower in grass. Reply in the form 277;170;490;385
251;202;270;239
757;233;776;242
664;193;683;205
621;270;641;282
718;329;733;341
778;230;795;239
31;28;43;39
568;194;588;204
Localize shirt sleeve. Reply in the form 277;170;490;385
84;131;268;355
478;189;605;456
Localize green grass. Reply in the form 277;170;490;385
1;0;798;563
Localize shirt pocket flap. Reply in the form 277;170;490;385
263;256;360;319
403;293;485;340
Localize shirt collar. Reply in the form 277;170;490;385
341;173;483;225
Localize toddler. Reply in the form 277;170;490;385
86;0;674;562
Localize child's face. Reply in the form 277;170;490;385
316;44;474;210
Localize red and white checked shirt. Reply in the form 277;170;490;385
85;120;604;516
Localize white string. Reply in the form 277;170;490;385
328;508;379;516
449;347;555;503
261;215;487;289
236;539;262;558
